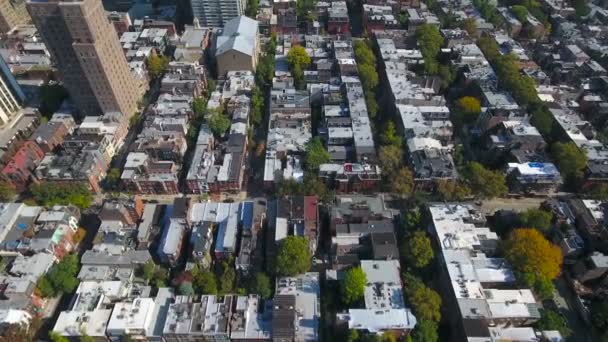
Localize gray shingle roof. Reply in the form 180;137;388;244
215;16;258;57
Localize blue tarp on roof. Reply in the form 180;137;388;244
239;201;254;231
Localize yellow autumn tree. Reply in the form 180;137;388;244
503;228;563;287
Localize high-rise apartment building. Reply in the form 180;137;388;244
27;0;144;116
0;0;31;34
190;0;247;27
0;55;25;124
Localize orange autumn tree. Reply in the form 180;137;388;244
503;228;563;298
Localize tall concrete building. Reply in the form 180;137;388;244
0;55;25;124
0;0;31;34
190;0;247;27
27;0;144;117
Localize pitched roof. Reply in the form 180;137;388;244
216;16;258;57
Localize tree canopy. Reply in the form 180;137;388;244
354;40;376;66
390;168;415;198
191;265;218;295
435;180;472;201
381;121;402;147
573;0;591;17
275;236;311;276
305;137;330;172
416;24;444;74
551;142;587;183
535;309;571;337
463;162;508;199
179;281;195;296
455;96;481;113
248;272;272;299
352;40;379;118
37;253;80;297
342;266;367;305
503;229;563;290
454;96;482;127
511;5;529;23
590;298;608;331
461;18;478;36
378;145;403;174
287;45;311;70
29;182;93;209
0;180;16;202
207;109;231;137
403;273;442;323
402;231;434;269
411;319;439;342
519;208;553;232
218;260;236;294
147;54;170;79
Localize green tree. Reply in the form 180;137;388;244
251;87;264;125
416;24;444;74
435;180;472;201
275;236;311;276
305;137;330;172
535;309;572;337
411;319;439;342
276;178;304;197
152;267;168;288
551;142;587;183
590;299;608;330
29;183;93;209
38;253;80;297
403;231;434;268
342;266;367;305
349;329;360;342
378;145;403;175
530;105;554;138
0;180;16;201
407;283;442;323
246;0;259;17
381;121;402;147
37;276;56;298
303;176;333;203
365;92;379;118
219;262;236;294
533;275;556;300
390;168;414;198
511;5;528;23
192;97;207;117
208;109;231;137
49;332;69;342
573;0;590;17
519;208;553;232
287;45;311;70
461;18;478;36
503;229;563;289
105;168;122;188
142;261;156;281
191;265;218;294
249;272;272;299
296;0;317;21
358;64;379;91
463;162;508;199
147;54;170;79
354;40;376;66
292;64;306;90
179;281;195;296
